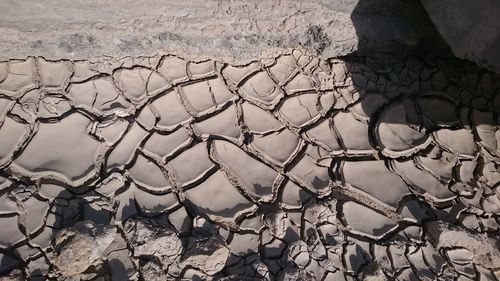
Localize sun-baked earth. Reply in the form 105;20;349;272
0;50;499;280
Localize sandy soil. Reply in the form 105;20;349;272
0;0;438;63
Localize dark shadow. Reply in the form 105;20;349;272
336;0;500;275
0;251;23;279
348;244;370;275
319;0;500;162
350;0;450;57
347;0;500;126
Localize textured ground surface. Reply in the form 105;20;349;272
421;0;500;74
0;50;499;280
0;0;439;63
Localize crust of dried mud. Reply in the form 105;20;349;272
0;49;499;280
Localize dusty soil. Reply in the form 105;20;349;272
0;0;438;63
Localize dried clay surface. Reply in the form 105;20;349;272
0;50;499;280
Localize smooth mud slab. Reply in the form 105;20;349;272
0;50;499;280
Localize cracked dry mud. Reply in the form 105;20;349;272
0;49;499;281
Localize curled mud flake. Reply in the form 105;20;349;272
285;72;317;94
241;101;284;134
128;153;171;193
239;70;285;108
268;55;297;85
168;206;191;235
416;148;457;183
0;215;25;249
142;126;192;161
392;159;456;203
212;140;279;201
456;160;478;189
0;176;13;193
168;142;216;188
0;97;14;124
180;77;235;116
261;233;286;260
342;201;398;241
288;152;331;196
375;100;431;157
221;62;261;86
67;77;134;117
0;58;37;98
446;248;476;278
332;111;373;154
94;173;126;197
481;190;500;214
106;122;148;171
150;89;192;131
304;118;343;152
344;239;373;274
471;109;500;157
292;50;313;70
229;233;260;256
399;200;434;223
113;66;170;102
9;89;42;123
417;94;460;128
185;171;256;227
189;60;216;80
0;62;8;83
0;116;30;167
340;160;410;209
157;55;189;84
335;84;363;108
192;105;242;142
278;93;321;128
350;94;389;121
113;188;138;222
330;60;347;84
0;266;24;280
93;117;129;146
287;241;311;269
319;90;335;112
250;128;302;166
106;248;138;281
433;128;478;157
22;195;50;236
12;112;104;185
0;193;17;215
136;103;157;130
322;270;349;281
71;61;99;82
37;58;72;91
372;244;394;276
406;246;440;280
37;94;72;119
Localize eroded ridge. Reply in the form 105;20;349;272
0;50;499;280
